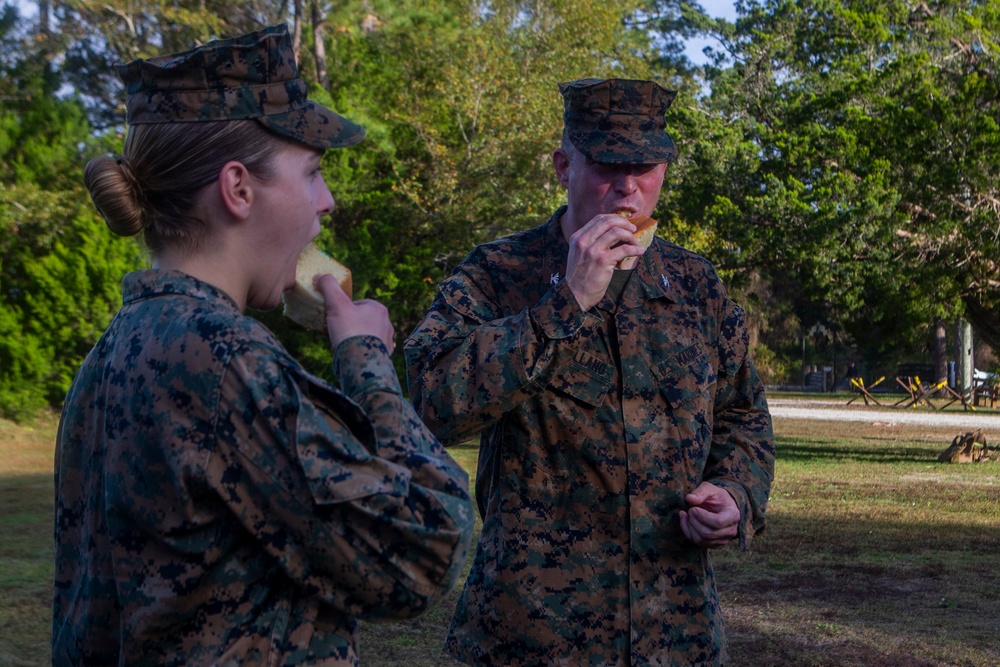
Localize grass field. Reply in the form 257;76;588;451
3;399;999;666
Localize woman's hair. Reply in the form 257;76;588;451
84;120;289;253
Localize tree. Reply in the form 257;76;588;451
1;0;724;407
1;5;144;418
635;0;728;74
670;0;1000;381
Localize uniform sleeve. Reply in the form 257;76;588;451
404;260;592;445
704;299;776;549
210;335;475;621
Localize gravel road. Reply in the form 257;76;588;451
768;398;1000;429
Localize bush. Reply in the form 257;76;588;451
0;183;144;420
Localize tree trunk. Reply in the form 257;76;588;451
292;0;303;65
311;1;329;89
39;0;50;35
963;295;1000;356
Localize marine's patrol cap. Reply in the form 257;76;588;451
560;78;677;165
117;24;365;150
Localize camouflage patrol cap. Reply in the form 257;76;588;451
560;78;677;165
117;24;365;150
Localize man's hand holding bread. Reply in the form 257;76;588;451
563;211;657;312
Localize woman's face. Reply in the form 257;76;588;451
246;143;334;310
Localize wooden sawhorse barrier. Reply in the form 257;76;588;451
846;376;885;406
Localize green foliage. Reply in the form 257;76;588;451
0;182;144;420
0;10;144;420
676;0;1000;374
750;342;796;385
6;0;1000;410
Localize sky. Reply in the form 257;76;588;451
684;0;739;64
698;0;739;21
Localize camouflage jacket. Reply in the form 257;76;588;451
53;270;474;666
405;208;774;666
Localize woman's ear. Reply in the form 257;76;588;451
217;161;254;219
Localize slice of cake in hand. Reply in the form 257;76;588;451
282;242;352;331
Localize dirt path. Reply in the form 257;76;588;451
768;398;1000;429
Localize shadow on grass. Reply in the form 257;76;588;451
360;505;1000;667
776;442;942;464
1;471;55;667
717;510;1000;667
773;430;962;464
7;459;998;667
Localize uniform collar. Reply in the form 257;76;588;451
121;269;242;312
541;207;571;291
619;248;684;310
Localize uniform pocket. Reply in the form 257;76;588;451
652;346;716;410
547;348;614;408
292;376;406;505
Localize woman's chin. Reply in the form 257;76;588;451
246;290;283;312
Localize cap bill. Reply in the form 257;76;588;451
568;128;677;165
256;100;366;150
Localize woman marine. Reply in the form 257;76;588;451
52;24;473;666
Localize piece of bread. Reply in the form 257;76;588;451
282;242;352;331
630;214;658;249
616;212;658;268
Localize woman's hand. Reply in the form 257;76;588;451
315;274;395;354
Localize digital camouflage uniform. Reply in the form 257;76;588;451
53;270;474;665
405;79;774;666
54;25;474;665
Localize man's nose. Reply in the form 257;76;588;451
614;170;638;194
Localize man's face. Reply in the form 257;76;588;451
553;143;667;235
